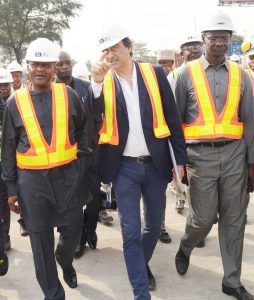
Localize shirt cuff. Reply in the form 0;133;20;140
91;79;103;98
7;182;17;197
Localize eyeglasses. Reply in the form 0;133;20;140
182;45;203;52
204;35;231;44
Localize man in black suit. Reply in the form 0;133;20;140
55;51;104;257
91;24;187;300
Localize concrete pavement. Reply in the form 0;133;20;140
1;190;254;300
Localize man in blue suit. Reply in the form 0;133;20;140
91;24;186;300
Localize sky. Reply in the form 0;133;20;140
61;0;254;63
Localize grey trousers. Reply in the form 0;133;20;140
29;222;82;300
181;139;248;288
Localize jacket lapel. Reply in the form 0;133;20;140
113;73;128;120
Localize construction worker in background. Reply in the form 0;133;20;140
1;38;89;299
245;49;254;92
7;61;29;237
55;50;106;258
167;34;206;249
91;23;186;299
0;70;11;276
168;34;203;95
7;61;24;91
175;10;254;300
0;68;13;253
230;54;241;64
157;49;175;76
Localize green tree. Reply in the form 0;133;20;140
0;0;82;64
132;41;157;64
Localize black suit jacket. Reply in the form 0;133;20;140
98;62;187;183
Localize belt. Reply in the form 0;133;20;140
188;140;235;148
123;156;152;163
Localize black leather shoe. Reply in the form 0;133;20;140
175;247;190;275
87;231;97;250
74;244;85;259
196;239;205;248
18;219;29;237
146;265;156;291
0;253;9;276
222;284;254;300
159;231;172;244
62;265;77;289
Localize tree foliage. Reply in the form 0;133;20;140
0;0;82;63
132;41;157;64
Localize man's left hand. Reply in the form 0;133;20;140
172;165;185;181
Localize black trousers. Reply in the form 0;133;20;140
29;220;82;300
0;163;10;245
79;167;101;246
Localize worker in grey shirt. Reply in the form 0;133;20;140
174;10;254;300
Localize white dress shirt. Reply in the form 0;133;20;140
91;63;150;157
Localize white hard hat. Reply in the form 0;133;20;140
98;23;129;51
73;63;91;80
230;54;240;62
25;38;59;62
157;50;175;61
7;61;23;73
0;68;13;83
201;10;234;33
247;49;254;57
180;33;202;49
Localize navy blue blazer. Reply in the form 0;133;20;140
98;62;187;184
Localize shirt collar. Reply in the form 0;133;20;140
200;54;229;71
114;62;137;82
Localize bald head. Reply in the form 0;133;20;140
55;50;73;84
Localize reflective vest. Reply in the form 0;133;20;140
15;83;77;169
246;68;254;93
99;63;171;145
183;59;243;140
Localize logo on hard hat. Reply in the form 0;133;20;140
34;52;49;57
99;36;110;45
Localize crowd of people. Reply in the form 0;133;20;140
1;8;254;300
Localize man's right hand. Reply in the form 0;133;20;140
91;51;112;83
8;195;20;214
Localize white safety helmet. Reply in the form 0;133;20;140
247;49;254;58
72;63;91;80
180;33;202;49
7;61;23;73
201;10;234;33
157;50;175;61
98;23;129;51
25;38;59;62
0;68;14;83
230;54;240;62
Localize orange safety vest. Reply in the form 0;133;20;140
99;63;171;145
15;83;77;169
183;59;243;140
246;68;254;93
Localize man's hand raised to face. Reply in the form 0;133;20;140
91;51;112;83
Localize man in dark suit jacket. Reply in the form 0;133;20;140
55;52;104;257
91;24;187;300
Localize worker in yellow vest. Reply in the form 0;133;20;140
91;23;186;299
174;10;254;300
1;38;89;299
